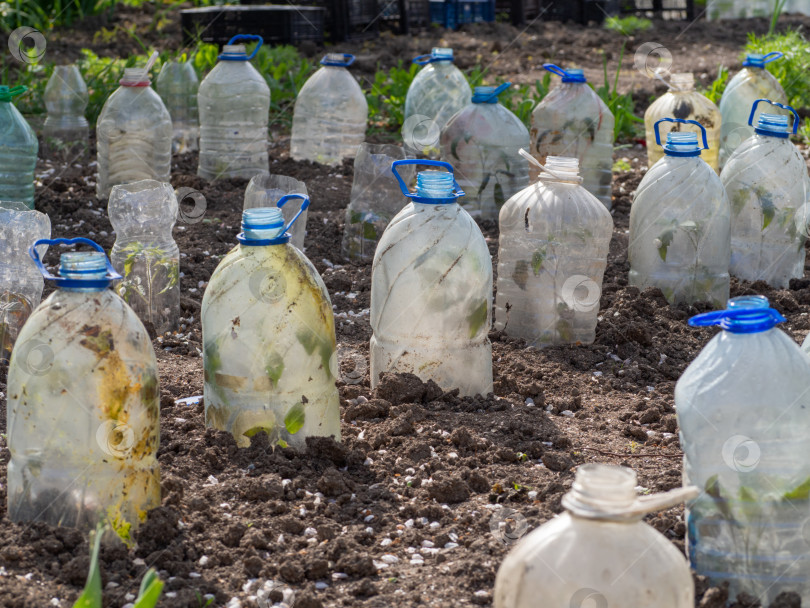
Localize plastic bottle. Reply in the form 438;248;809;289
202;200;340;448
244;173;308;251
530;64;614;209
495;153;613;347
721;100;809;289
96;65;172;199
108;180;180;336
644;73;722;172
494;464;697;608
41;65;90;161
156;59;199;154
718;52;786;168
403;48;472;155
289;54;368;166
0;202;50;364
370;160;493;397
341;143;414;261
629;118;730;307
677;297;810;604
439;83;529;220
0;86;38;209
198;35;269;180
7;238;160;538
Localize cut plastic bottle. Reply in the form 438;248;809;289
42;65;90;161
0;86;38;209
156;59;200;154
244;172;308;251
370;160;493;397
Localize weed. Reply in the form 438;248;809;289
612;158;632;172
604;15;652;36
745;29;810;109
700;64;729;104
365;61;419;129
593;44;644;141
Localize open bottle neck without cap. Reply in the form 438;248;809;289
664;132;701;157
755;113;791;138
221;45;246;58
415;171;455;200
541;156;580;183
670;73;694;92
120;67;150;87
59;252;108;292
241;207;285;242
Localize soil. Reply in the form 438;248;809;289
4;8;810;608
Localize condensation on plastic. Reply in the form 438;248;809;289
0;89;38;208
244;173;309;251
42;65;90;161
156;60;200;154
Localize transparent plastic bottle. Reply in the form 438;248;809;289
198;35;269;180
96;67;172;199
289;54;368;166
530;64;614;209
677;297;810;605
341;143;413;261
370;161;493;397
403;48;472;156
0;202;50;364
494;464;697;608
721;100;809;289
42;65;90;161
0;85;38;209
156;59;199;154
439;83;529;220
202;201;340;448
718;52;786;168
7;238;160;538
244;173;308;251
108;180;180;336
495;155;613;347
645;73;722;172
630;119;730;307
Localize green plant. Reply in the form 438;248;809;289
365;61;420;129
593;44;644;141
497;73;552;128
118;242;179;322
769;0;788;36
745;29;810;110
700;65;729;104
604;15;652;36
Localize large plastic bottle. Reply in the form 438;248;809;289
289;54;368;166
494;464;697;608
721;100;809;289
439;83;529;220
645;73;722;172
198;35;269;180
156;59;199;154
244;173;308;251
0;202;50;364
403;48;472;155
7;238;160;538
96;66;172;199
370;160;493;397
718;52;786;168
202;201;340;448
495;154;613;347
530;64;614;209
108;180;180;336
42;65;90;161
630;118;730;307
677;297;810;604
0;86;38;209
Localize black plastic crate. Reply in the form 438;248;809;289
180;6;325;47
609;0;694;19
541;0;608;24
380;0;431;34
293;0;380;41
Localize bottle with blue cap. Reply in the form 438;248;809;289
370;160;492;396
244;172;309;251
202;200;340;448
530;64;614;209
495;153;613;346
676;295;810;604
290;53;368;166
156;58;199;154
198;35;270;180
644;73;721;172
721;99;810;289
6;238;160;539
403;48;472;156
439;83;529;220
718;52;786;168
629;118;731;307
0;85;38;208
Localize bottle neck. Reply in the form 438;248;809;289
59;251;109;292
670;73;694;92
562;464;640;521
414;171;455;201
240;207;286;244
541;156;581;183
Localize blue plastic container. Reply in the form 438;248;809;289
429;0;495;28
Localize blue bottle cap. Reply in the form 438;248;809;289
544;64;587;83
688;297;785;334
742;52;783;68
471;82;511;104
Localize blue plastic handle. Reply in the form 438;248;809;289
653;118;708;150
472;82;511;103
276;194;310;234
412;53;452;65
321;54;355;67
688;307;785;333
747;98;799;133
763;51;783;63
221;35;263;60
390;159;464;200
29;237;121;288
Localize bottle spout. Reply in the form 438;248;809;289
628;486;699;517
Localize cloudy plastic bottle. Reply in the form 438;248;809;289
244;173;308;251
530;64;614;208
156;59;199;154
290;54;368;166
718;52;786;168
0;86;38;209
721;100;809;289
677;297;810;605
630;119;730;307
495;155;613;346
494;464;696;608
7;238;160;538
370;160;492;397
42;65;90;160
645;73;722;172
202;201;340;448
198;35;270;180
439;83;529;220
